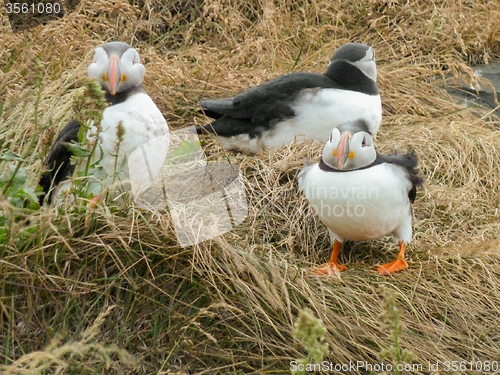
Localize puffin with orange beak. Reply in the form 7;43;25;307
38;41;170;205
298;120;423;275
88;41;145;98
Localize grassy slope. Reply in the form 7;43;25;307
1;0;500;373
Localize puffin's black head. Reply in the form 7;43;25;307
328;42;377;82
331;43;373;62
87;41;145;95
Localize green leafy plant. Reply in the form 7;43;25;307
0;151;38;208
0;151;40;247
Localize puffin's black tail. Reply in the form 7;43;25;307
198;107;224;120
403;150;424;204
399;150;424;188
199;98;234;119
386;150;423;203
195;124;214;135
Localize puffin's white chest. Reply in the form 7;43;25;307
262;88;382;148
81;92;171;202
299;163;412;242
88;92;170;182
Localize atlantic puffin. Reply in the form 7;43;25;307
197;42;381;154
298;120;423;275
38;41;170;205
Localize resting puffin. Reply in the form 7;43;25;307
38;41;170;205
197;42;381;154
298;120;423;275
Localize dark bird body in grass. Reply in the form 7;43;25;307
38;42;170;206
197;43;382;154
38;119;80;205
298;121;423;275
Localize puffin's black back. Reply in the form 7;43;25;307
198;72;338;137
201;72;335;115
38;119;80;205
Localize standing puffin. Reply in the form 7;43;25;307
38;41;170;205
298;120;423;275
197;42;381;154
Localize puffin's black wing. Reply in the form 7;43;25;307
232;72;338;111
38;119;80;205
375;150;424;203
198;72;338;137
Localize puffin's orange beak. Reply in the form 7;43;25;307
107;55;121;95
336;132;350;169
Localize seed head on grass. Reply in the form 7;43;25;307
292;308;329;375
378;286;416;375
0;306;137;375
71;77;106;132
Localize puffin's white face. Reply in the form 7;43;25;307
87;42;145;95
352;46;377;82
322;128;376;170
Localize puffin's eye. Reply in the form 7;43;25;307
329;133;333;143
362;137;367;147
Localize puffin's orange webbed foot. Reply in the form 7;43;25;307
377;258;408;275
377;241;409;275
312;239;347;276
313;262;348;275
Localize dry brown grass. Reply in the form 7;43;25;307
1;0;500;373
